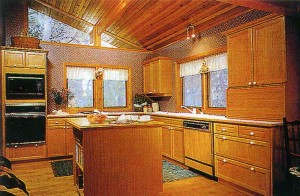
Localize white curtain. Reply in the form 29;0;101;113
180;59;201;77
67;67;95;80
204;52;227;71
180;52;227;77
103;69;128;81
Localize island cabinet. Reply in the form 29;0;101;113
142;56;173;97
153;116;185;163
1;47;47;69
225;15;300;121
214;122;282;196
67;118;163;196
46;118;74;157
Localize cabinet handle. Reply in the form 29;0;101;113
35;144;38;147
250;141;255;145
55;121;59;124
148;91;153;94
222;136;226;140
250;132;254;136
221;128;226;132
248;82;252;86
13;64;17;67
223;159;227;163
253;81;257;85
250;167;255;171
14;145;18;148
170;127;173;130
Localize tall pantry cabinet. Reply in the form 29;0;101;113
225;15;300;122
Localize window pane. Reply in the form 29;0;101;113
103;80;126;107
209;69;228;107
28;8;90;45
68;79;94;108
183;74;202;107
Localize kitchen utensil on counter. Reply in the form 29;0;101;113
152;103;159;112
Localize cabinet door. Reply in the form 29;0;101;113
162;126;172;158
4;50;25;68
172;127;184;163
253;17;286;85
150;61;159;93
26;52;46;69
5;143;46;161
47;127;66;157
65;125;75;156
143;63;151;94
158;59;173;95
227;28;253;87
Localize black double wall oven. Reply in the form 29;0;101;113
5;73;46;146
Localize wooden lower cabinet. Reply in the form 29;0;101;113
214;122;277;196
5;143;46;161
162;126;184;163
215;156;270;196
46;118;74;157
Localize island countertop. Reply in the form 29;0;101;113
65;117;164;130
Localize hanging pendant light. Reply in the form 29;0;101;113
187;24;195;40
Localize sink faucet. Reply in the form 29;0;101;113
181;106;197;114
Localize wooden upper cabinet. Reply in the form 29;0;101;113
227;28;253;87
253;17;286;85
143;57;173;96
4;50;25;68
226;17;286;87
26;52;46;69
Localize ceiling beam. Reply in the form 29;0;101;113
33;0;95;27
217;0;296;15
103;31;145;50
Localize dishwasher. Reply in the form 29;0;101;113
183;120;214;177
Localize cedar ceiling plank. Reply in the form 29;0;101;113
108;0;149;34
84;0;103;24
217;0;293;15
136;0;217;43
81;0;97;22
92;0;112;25
145;5;248;49
150;6;251;50
96;0;137;34
120;0;185;40
142;2;233;47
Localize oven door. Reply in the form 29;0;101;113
5;113;46;145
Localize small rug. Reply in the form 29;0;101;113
50;160;73;177
50;160;198;182
162;160;198;182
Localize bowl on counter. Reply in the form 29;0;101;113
87;114;107;124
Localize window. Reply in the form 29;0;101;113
180;59;203;107
103;69;128;108
28;8;90;45
67;67;95;108
64;64;132;112
177;49;228;115
207;53;228;108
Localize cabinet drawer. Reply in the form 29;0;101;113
214;135;270;169
215;156;270;196
47;118;65;127
155;117;183;127
214;123;238;136
239;126;271;142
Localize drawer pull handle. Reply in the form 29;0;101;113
248;82;252;86
55;121;59;124
253;81;257;85
221;128;226;132
250;132;254;136
250;167;255;171
250;141;255;145
14;64;17;67
222;136;226;140
35;144;38;147
223;159;227;163
14;145;18;148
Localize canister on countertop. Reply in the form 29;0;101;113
152;103;159;112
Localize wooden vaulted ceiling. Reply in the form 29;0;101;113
28;0;300;51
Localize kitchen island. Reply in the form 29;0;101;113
65;117;164;196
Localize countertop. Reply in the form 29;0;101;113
49;111;282;128
65;117;164;130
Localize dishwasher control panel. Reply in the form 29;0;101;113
183;120;210;131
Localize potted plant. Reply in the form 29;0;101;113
133;94;152;112
50;88;72;111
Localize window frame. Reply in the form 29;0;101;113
63;62;132;113
175;47;227;115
